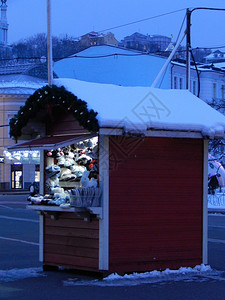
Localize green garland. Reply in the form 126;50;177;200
9;85;99;139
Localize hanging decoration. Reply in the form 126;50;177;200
9;85;99;139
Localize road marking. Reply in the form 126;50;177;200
0;215;38;223
0;201;27;204
0;205;13;210
208;214;225;217
208;238;225;244
0;236;39;246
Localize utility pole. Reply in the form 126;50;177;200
185;7;225;92
47;0;53;86
186;8;191;90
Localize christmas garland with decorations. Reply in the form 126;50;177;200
9;85;99;139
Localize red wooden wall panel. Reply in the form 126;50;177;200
43;213;99;271
109;136;203;273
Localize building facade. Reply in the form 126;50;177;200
121;32;172;52
80;31;118;48
171;62;225;104
0;74;46;190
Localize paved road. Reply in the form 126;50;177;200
0;194;225;300
0;194;40;270
208;214;225;271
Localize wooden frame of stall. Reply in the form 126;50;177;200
23;128;208;275
9;104;208;275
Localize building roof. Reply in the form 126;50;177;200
54;45;225;88
212;62;225;70
54;78;225;138
9;133;95;151
205;50;225;59
54;45;170;88
172;61;225;73
0;74;47;95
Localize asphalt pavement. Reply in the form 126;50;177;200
0;194;225;300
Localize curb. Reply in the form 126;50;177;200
0;192;29;196
208;208;225;214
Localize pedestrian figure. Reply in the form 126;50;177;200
29;182;39;196
208;173;220;195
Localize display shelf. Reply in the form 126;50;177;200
26;204;103;219
59;181;81;188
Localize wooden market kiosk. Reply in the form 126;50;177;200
9;80;225;275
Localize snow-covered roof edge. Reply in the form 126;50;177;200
53;78;225;139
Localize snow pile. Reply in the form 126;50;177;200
0;267;45;282
54;78;225;139
104;264;212;281
62;264;223;287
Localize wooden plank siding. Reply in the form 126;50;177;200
46;111;89;136
108;136;203;273
43;213;99;271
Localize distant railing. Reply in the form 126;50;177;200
0;58;46;75
208;192;225;207
0;63;41;75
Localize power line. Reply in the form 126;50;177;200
175;14;186;44
97;8;186;33
195;45;225;50
190;7;225;13
159;13;187;88
0;46;225;62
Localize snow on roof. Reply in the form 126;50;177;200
0;87;39;95
171;61;225;73
54;78;225;138
205;51;225;59
54;45;169;89
0;74;47;94
212;62;225;69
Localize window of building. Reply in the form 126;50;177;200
174;76;177;89
213;83;217;98
179;78;183;89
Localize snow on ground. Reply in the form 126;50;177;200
0;265;224;286
0;267;45;282
63;265;225;287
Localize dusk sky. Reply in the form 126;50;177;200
7;0;225;49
